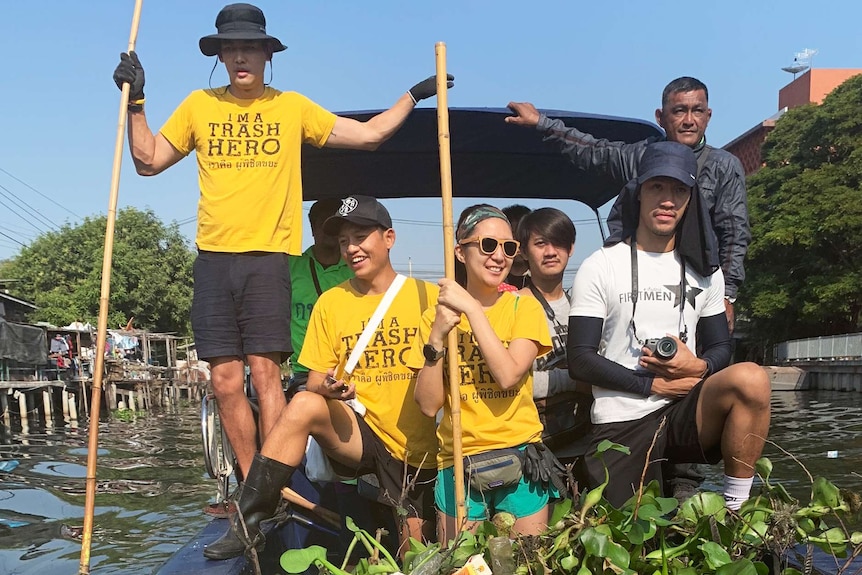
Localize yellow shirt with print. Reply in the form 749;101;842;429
160;88;336;255
407;292;552;468
299;277;439;470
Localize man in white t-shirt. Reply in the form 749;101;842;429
567;141;770;510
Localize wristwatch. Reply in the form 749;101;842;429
423;343;445;363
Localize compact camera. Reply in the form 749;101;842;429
643;336;677;360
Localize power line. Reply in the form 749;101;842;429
0;195;50;235
0;229;26;248
0;182;59;232
0;166;83;220
0;222;38;239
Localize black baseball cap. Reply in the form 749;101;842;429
636;141;698;188
322;195;393;235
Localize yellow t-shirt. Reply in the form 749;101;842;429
298;277;439;469
160;88;337;255
407;292;552;468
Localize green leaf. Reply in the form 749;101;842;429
560;553;578;570
280;546;328;573
700;541;732;569
755;457;773;485
714;558;759;575
679;492;726;523
625;521;647;545
811;476;842;508
596;439;631;456
550;497;573;525
580;527;611;557
605;540;631;569
655;497;679;515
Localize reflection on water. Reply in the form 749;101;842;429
701;390;862;501
0;391;861;574
0;402;213;575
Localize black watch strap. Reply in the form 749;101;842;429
423;343;444;362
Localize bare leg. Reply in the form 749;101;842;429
512;505;548;536
260;390;364;468
401;516;434;550
438;511;481;546
210;356;255;478
247;352;286;442
696;362;771;478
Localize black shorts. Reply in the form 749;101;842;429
191;251;292;362
585;380;721;507
330;414;436;521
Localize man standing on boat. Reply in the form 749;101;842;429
566;141;770;510
506;76;748;501
203;196;439;560
112;3;453;483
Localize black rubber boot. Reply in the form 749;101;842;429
203;454;294;560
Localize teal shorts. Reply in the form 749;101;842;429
435;449;554;520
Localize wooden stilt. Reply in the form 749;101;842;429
62;389;71;420
43;389;53;427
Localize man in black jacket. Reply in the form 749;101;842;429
506;77;749;333
506;76;750;502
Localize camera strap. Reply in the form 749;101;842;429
628;233;688;346
528;283;569;329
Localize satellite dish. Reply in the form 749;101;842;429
781;49;817;78
782;64;809;75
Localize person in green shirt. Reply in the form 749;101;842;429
288;199;354;389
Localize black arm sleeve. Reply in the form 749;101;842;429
567;316;654;397
697;313;732;375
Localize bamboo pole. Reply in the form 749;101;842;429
78;1;144;573
435;42;466;527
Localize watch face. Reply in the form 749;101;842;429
423;344;443;362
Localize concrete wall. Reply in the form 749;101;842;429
779;69;862;109
788;359;862;392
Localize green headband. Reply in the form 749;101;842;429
456;206;509;241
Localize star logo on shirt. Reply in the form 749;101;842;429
664;284;703;308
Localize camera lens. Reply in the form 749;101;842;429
656;337;677;359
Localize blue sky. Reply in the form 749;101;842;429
1;0;860;287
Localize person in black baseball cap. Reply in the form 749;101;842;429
110;3;454;544
203;193;442;561
323;195;393;235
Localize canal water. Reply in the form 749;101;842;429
0;390;861;575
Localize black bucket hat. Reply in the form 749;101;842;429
604;142;719;277
199;3;287;57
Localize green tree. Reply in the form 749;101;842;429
3;207;194;334
742;74;862;344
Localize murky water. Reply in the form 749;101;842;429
0;401;214;575
0;390;860;575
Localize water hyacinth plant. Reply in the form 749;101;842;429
280;439;862;575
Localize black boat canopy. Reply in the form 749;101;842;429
301;107;663;210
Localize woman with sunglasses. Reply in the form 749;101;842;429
408;204;556;542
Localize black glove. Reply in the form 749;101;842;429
113;51;145;102
524;443;568;494
407;74;454;103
